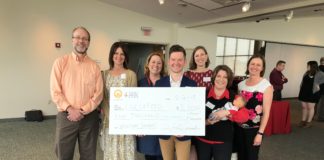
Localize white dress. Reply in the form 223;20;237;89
103;73;135;160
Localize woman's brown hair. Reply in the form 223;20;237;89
144;52;166;77
189;46;210;70
211;65;234;88
245;54;266;77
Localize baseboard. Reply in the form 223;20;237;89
0;115;56;122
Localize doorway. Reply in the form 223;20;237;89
121;41;167;81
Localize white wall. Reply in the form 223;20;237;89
264;43;324;98
176;27;217;70
194;17;324;98
0;0;176;119
2;0;324;119
196;17;324;47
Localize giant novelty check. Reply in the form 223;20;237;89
108;87;205;136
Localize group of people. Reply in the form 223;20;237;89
50;26;274;160
297;58;324;128
269;57;324;128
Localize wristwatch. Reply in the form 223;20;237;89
257;131;264;136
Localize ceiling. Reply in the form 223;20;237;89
100;0;324;28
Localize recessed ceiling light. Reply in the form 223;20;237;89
285;10;294;22
242;2;251;12
158;0;164;5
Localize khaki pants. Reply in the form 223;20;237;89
55;111;99;160
159;136;191;160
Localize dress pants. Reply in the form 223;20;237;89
159;136;191;160
235;126;260;160
273;90;282;101
195;140;232;160
55;110;99;160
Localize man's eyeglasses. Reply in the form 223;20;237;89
72;37;89;42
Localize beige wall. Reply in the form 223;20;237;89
0;0;176;119
195;17;324;98
196;17;324;47
1;0;324;119
175;27;217;70
0;0;218;119
264;43;324;98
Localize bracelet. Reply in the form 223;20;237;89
257;131;264;136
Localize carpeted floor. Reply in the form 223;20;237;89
0;118;144;160
259;99;324;160
0;99;323;160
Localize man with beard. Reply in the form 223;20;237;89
50;26;103;160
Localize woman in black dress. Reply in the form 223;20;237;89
195;65;249;160
298;61;320;128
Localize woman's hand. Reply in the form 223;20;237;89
136;135;145;137
206;118;219;125
213;110;230;120
253;134;263;146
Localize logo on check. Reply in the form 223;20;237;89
114;89;122;99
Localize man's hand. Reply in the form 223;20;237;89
67;107;84;122
80;108;88;115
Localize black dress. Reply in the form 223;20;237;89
298;74;319;103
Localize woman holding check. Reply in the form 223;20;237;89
136;52;166;160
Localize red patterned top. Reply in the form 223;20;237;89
184;69;213;90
